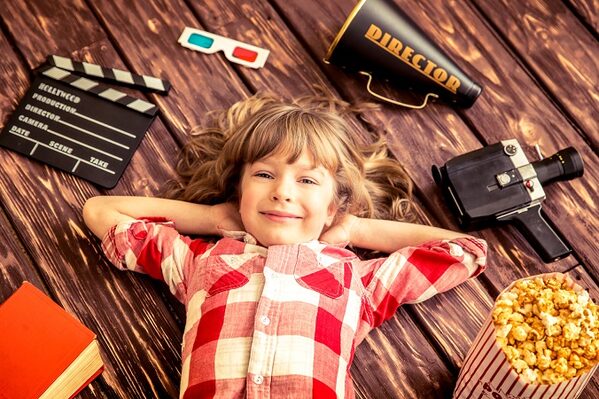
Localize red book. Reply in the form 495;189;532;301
0;282;103;399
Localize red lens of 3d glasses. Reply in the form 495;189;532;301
232;47;258;63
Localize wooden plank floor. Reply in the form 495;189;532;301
0;0;596;397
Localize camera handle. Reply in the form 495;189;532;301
502;204;571;263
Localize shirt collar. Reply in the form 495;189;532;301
217;228;354;260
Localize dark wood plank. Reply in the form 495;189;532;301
390;0;599;279
0;203;47;299
567;0;599;33
472;0;599;150
0;29;50;299
87;0;251;144
0;1;187;397
88;0;462;396
0;24;108;399
409;279;494;368
352;308;455;399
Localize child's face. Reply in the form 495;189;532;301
239;149;337;246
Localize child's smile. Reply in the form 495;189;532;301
239;149;337;246
260;210;302;222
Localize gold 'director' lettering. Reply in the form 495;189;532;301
411;54;425;68
422;60;437;75
388;38;402;55
380;32;392;47
432;68;448;82
445;75;461;92
400;46;414;62
363;23;461;94
365;24;383;40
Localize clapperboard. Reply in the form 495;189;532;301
0;55;170;188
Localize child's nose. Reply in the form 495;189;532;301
271;179;293;202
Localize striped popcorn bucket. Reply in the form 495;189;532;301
453;273;598;399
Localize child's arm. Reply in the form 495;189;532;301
326;215;487;328
351;217;470;253
83;196;241;239
322;214;470;252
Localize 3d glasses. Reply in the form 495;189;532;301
178;27;270;69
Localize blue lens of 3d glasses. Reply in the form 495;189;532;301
188;33;214;49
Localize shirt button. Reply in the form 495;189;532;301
260;315;271;326
253;375;264;385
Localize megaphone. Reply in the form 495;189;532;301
325;0;483;109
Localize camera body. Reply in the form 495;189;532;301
432;139;584;263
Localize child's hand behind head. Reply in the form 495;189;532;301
319;214;358;245
211;203;243;234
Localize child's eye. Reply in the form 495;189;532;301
255;172;273;179
299;177;318;185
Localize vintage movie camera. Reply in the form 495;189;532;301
432;139;584;263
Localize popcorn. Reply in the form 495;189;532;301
511;325;528;341
491;274;599;385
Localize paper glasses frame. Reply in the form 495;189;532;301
178;27;270;69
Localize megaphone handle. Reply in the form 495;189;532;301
359;71;439;109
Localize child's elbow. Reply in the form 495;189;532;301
82;197;98;224
82;196;109;238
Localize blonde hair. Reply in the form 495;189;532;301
163;92;414;223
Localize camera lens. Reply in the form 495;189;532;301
532;147;584;186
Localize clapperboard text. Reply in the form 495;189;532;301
8;80;131;176
0;57;169;188
15;85;109;169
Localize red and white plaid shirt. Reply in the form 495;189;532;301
101;217;487;399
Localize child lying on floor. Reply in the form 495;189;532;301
83;93;487;398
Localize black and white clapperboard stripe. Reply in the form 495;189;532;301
41;66;158;116
47;55;171;94
47;55;171;93
0;57;170;188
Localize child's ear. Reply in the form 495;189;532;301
325;201;338;227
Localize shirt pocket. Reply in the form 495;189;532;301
293;260;345;299
200;255;251;296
